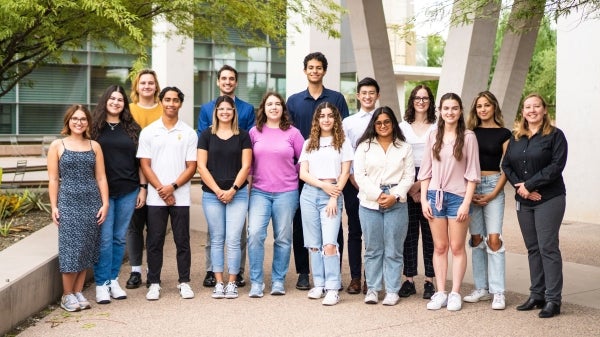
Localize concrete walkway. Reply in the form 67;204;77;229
4;159;599;336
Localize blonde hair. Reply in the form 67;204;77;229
210;96;240;135
513;93;554;139
130;69;161;104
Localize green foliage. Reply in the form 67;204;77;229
0;0;345;98
0;190;49;237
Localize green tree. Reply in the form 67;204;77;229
0;0;344;98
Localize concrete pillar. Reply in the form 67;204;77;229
436;1;500;107
152;17;195;126
489;0;544;125
286;1;342;98
556;15;600;223
346;0;400;116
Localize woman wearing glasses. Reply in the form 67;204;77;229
398;85;437;300
47;105;109;312
354;107;415;306
198;95;252;299
90;85;145;304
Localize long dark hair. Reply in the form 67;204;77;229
91;85;141;144
356;106;405;150
255;91;292;132
404;84;436;124
433;92;466;161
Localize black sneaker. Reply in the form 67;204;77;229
126;272;142;289
398;280;416;297
235;273;246;287
296;273;310;290
203;271;216;287
423;281;435;299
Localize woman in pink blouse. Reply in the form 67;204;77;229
418;93;480;311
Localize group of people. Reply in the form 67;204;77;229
49;51;567;318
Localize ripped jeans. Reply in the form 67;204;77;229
469;173;505;294
300;184;343;291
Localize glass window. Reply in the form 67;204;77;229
19;104;71;134
19;65;87;104
0;104;16;133
90;67;132;103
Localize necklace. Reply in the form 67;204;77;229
107;122;120;130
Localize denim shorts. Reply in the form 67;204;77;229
427;190;470;219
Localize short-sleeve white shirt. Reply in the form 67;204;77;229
399;120;436;168
298;136;354;180
137;118;198;206
343;109;375;150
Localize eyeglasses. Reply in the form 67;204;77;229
70;117;88;124
375;120;392;127
414;96;430;103
217;107;234;112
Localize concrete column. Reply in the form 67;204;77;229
152;17;195;126
489;0;544;125
346;0;400;116
556;15;600;223
436;1;500;107
286;1;342;98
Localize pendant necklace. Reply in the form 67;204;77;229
107;122;120;130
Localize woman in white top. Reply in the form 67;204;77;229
298;102;353;306
398;84;438;299
354;107;415;306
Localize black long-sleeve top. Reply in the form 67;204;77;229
501;127;568;206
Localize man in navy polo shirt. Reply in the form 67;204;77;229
287;51;349;290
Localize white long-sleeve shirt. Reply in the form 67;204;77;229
353;138;415;210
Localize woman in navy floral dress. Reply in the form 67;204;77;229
47;104;109;312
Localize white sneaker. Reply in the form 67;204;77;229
463;288;491;303
95;284;111;304
447;292;462;311
109;279;127;299
307;287;325;299
212;282;225;299
178;282;195;299
364;289;378;304
322;290;339;306
382;292;400;306
492;293;506;310
74;292;91;310
426;291;448;310
146;283;161;301
224;282;238;299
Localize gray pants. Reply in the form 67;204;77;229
516;194;565;304
205;220;247;274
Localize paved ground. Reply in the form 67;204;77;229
4;158;600;337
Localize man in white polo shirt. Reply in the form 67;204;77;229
137;86;198;301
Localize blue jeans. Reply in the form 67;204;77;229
300;184;343;291
469;173;505;294
94;189;138;285
248;189;298;285
202;186;249;275
359;197;408;293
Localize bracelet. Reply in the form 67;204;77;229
172;183;179;190
139;183;148;189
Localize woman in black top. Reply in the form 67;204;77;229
502;93;568;318
197;95;252;299
90;85;145;305
464;91;511;310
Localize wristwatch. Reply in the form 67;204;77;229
395;194;401;203
232;184;240;191
171;182;179;190
139;183;148;189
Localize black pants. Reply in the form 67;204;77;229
292;180;344;274
146;206;191;284
126;205;147;267
342;182;362;279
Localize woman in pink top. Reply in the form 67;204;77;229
247;92;305;298
418;93;480;311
